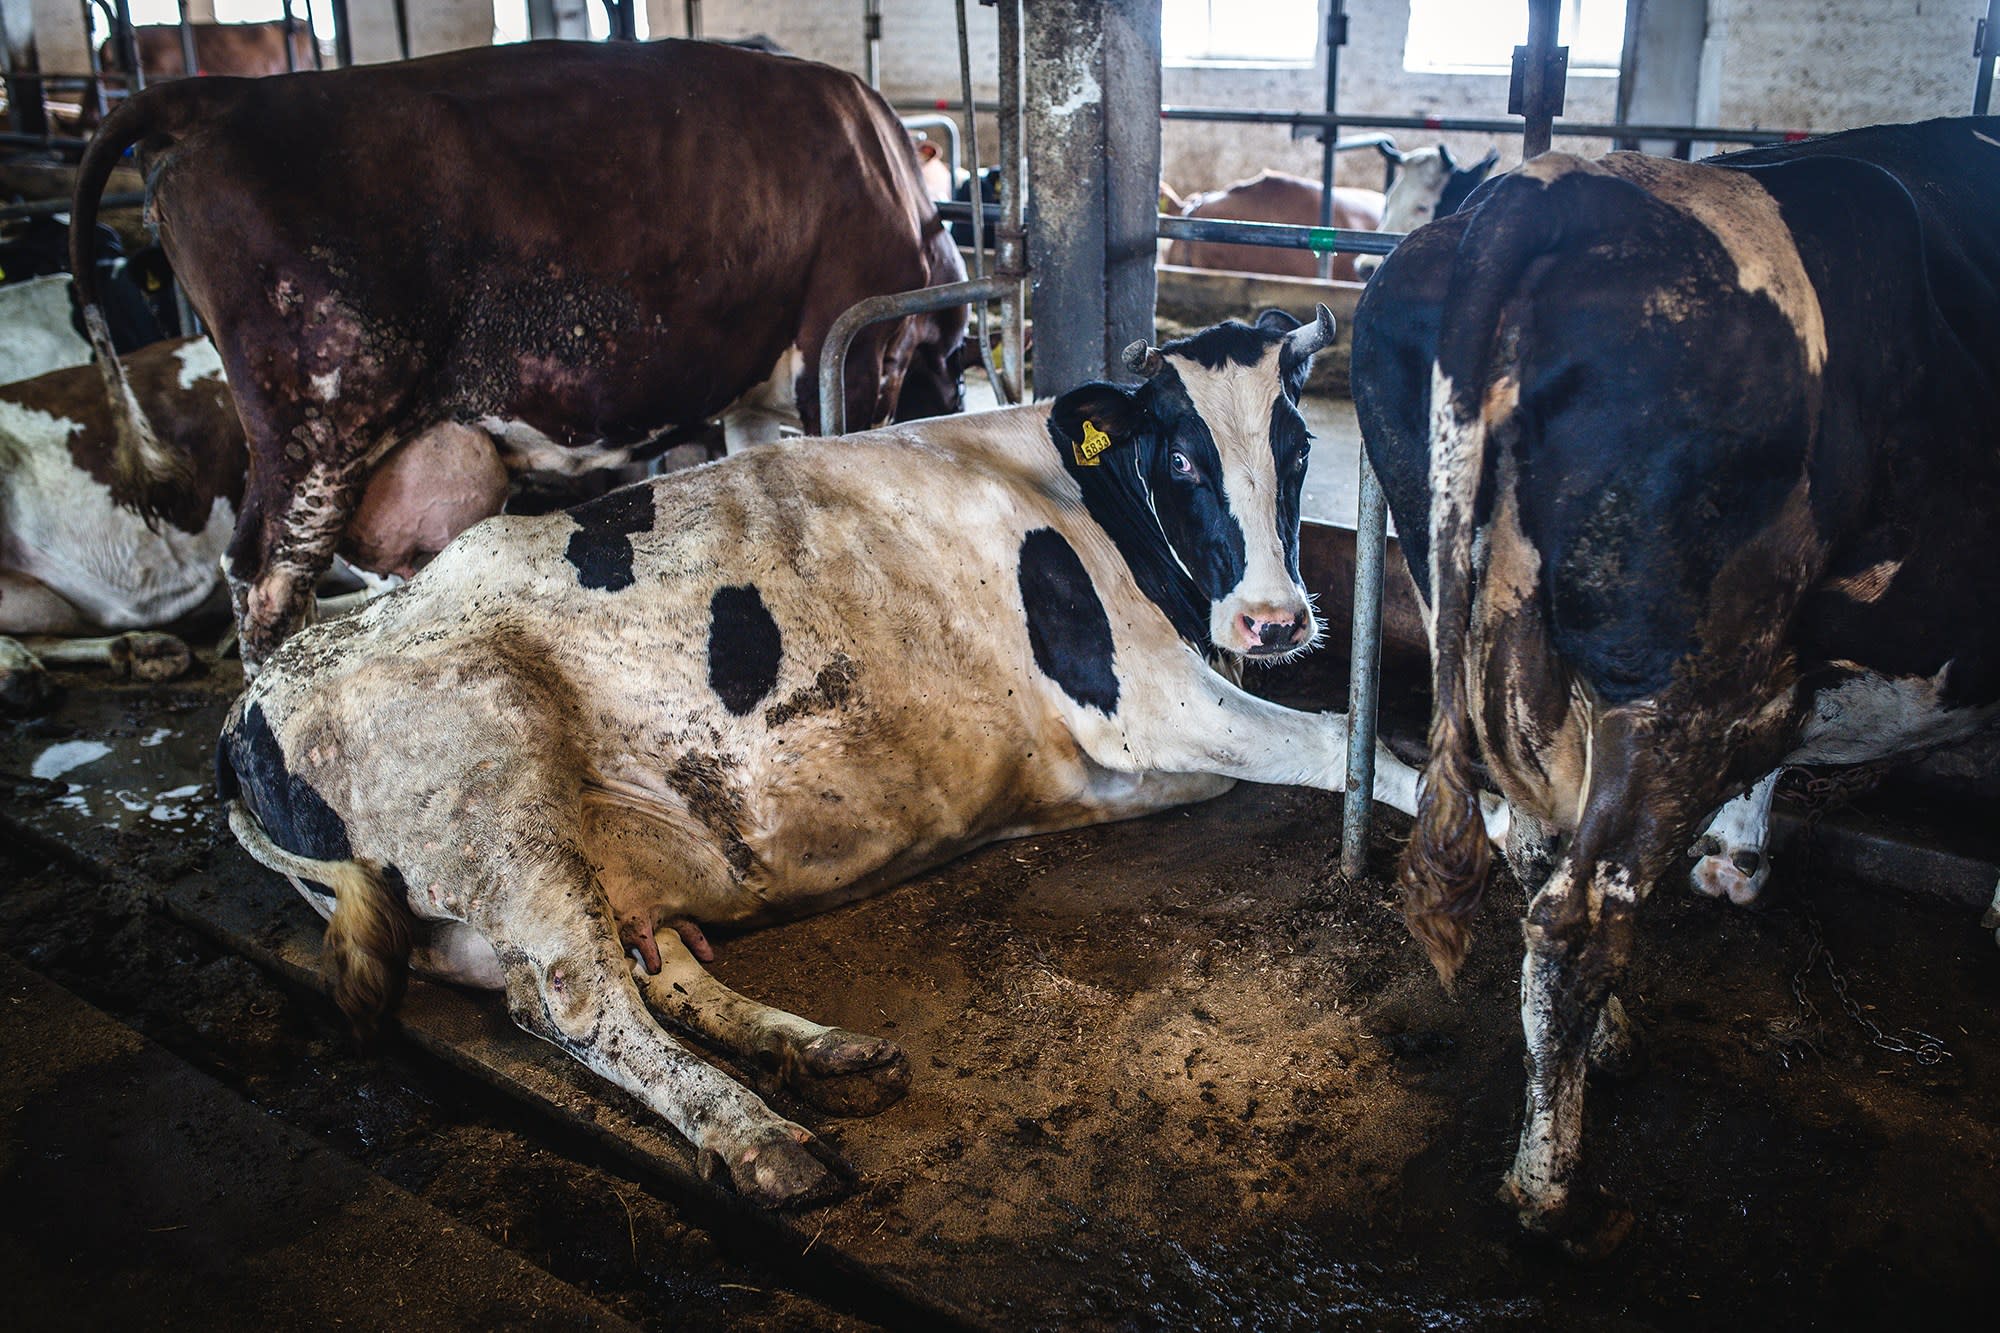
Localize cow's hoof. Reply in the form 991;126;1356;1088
1503;1178;1632;1260
704;1130;848;1209
786;1029;911;1117
106;632;194;683
0;639;57;716
1689;837;1771;907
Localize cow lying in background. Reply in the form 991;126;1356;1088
1353;117;2000;1240
0;337;494;713
0;337;235;711
220;310;1495;1207
1165;170;1384;281
1352;143;1500;280
72;39;969;671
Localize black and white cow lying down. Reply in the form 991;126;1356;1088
1353;117;2000;1239
220;310;1482;1206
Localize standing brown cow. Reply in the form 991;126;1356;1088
98;19;318;82
71;40;968;671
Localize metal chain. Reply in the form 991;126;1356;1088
1777;764;1952;1067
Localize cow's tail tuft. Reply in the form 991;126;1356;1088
1397;168;1568;988
71;81;237;522
227;801;413;1044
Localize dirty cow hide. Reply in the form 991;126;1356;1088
1352;117;2000;1243
70;38;969;671
218;310;1501;1209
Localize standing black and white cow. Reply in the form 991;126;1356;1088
1352;118;2000;1239
220;311;1491;1207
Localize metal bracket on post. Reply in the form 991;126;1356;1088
1507;46;1568;117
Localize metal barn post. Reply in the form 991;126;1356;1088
995;0;1027;404
281;0;298;71
1315;0;1347;280
864;0;882;90
1516;0;1566;158
1023;0;1161;396
328;0;352;66
1977;0;2000;114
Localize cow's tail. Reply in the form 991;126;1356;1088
1399;168;1568;987
226;801;414;1043
70;81;236;519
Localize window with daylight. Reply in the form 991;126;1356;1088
1404;0;1628;76
1163;0;1320;67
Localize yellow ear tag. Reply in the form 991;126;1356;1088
1073;419;1113;467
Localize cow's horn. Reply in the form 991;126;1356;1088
1282;303;1337;364
1122;339;1164;378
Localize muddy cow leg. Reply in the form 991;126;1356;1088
34;632;194;682
1689;768;1781;906
475;848;845;1207
1504;711;1711;1239
633;930;911;1117
225;451;372;674
1504;807;1639;1078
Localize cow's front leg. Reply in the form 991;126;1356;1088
1103;665;1510;844
33;631;194;682
480;853;846;1207
633;929;911;1117
1689;769;1780;906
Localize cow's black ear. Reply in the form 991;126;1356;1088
1253;308;1302;336
1049;381;1144;465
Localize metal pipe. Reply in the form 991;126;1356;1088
1520;0;1561;158
818;277;1013;437
329;0;352;68
609;0;636;41
995;0;1026;404
111;0;142;90
0;131;93;151
956;0;1004;404
1162;106;1803;146
1978;0;2000;114
1339;455;1390;877
281;0;298;72
175;0;198;79
864;0;882;90
306;0;323;70
1316;0;1345;281
1155;213;1400;256
391;0;409;61
683;0;701;40
900;113;962;192
0;190;144;219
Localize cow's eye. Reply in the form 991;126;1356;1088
1170;450;1195;477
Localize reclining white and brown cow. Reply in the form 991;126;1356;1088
0;336;497;713
218;310;1496;1206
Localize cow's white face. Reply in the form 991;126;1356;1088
1048;307;1334;661
1379;147;1456;235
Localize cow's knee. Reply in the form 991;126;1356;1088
0;637;56;715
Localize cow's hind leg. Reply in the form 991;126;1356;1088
1505;712;1709;1249
478;849;847;1207
33;631;193;682
634;930;911;1117
0;637;55;714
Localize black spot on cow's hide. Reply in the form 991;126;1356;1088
1017;527;1119;715
564;485;656;591
220;702;352;862
708;584;782;716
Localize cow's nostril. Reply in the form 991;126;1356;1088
1731;850;1763;877
1256;619;1294;648
1695;836;1722;859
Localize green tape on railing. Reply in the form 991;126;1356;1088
1307;227;1339;254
